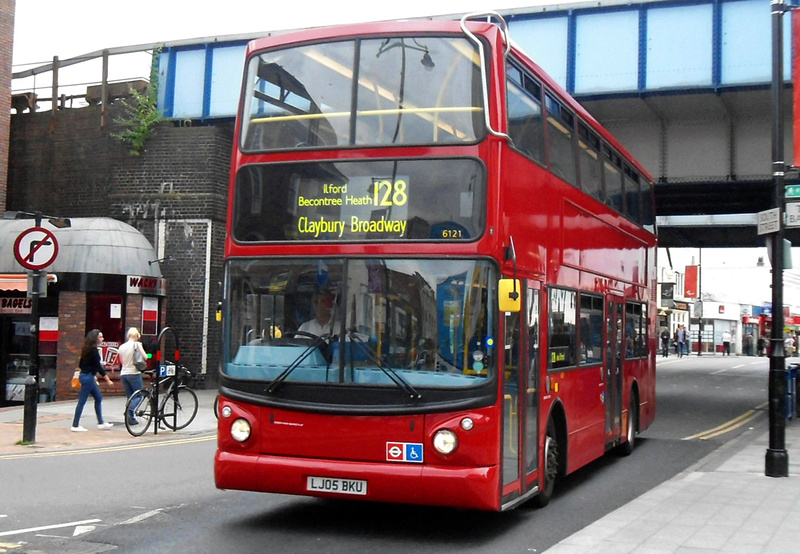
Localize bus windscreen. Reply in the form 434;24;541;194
224;258;496;389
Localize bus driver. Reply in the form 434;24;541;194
298;292;335;337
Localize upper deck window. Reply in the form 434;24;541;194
241;36;485;151
578;122;603;202
624;164;641;224
506;61;545;165
545;94;577;186
604;146;624;214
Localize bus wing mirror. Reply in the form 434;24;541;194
498;279;521;313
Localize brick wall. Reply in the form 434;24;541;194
9;105;234;387
124;295;143;334
56;291;86;400
0;0;14;212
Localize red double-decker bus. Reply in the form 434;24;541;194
215;13;656;511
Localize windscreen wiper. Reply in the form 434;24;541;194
267;334;330;394
347;330;421;400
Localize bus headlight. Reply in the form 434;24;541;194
230;418;252;442
433;429;458;455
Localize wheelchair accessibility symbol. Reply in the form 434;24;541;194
386;441;424;463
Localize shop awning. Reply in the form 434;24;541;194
0;273;57;291
0;217;160;277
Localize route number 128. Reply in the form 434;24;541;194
373;179;408;207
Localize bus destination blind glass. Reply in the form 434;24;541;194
233;159;486;242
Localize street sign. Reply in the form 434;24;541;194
787;184;800;198
758;208;781;235
13;227;59;271
787;202;800;227
159;364;176;377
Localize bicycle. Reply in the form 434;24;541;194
124;363;199;437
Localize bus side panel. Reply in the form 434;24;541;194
560;367;607;474
632;356;657;432
624;249;657;435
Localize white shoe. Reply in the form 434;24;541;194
71;426;88;432
97;422;114;430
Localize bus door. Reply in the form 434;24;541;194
605;296;624;446
501;281;541;504
523;283;541;489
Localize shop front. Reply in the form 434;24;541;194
0;217;166;407
692;300;741;354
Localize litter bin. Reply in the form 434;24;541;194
787;363;799;420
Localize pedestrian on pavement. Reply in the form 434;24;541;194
757;335;766;357
785;334;796;357
660;328;670;357
677;325;686;358
722;329;732;356
71;329;114;432
118;327;147;426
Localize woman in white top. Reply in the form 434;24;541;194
118;327;148;425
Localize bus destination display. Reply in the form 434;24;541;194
296;176;409;239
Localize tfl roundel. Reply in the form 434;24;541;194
13;226;59;271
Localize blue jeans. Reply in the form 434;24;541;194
72;373;105;427
121;374;143;420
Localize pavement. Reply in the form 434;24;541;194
545;355;800;554
2;360;800;553
0;387;219;456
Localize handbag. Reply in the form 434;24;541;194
133;346;147;372
71;369;81;389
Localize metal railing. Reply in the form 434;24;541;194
12;44;159;128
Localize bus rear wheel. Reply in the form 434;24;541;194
533;418;559;508
619;395;638;457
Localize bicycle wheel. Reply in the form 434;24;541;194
161;386;199;430
125;389;154;437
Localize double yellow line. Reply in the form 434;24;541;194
682;402;768;441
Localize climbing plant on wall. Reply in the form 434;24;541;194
113;46;165;156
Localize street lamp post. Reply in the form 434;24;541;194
697;249;703;356
22;264;40;443
765;0;789;477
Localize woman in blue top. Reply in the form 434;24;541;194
71;329;115;432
